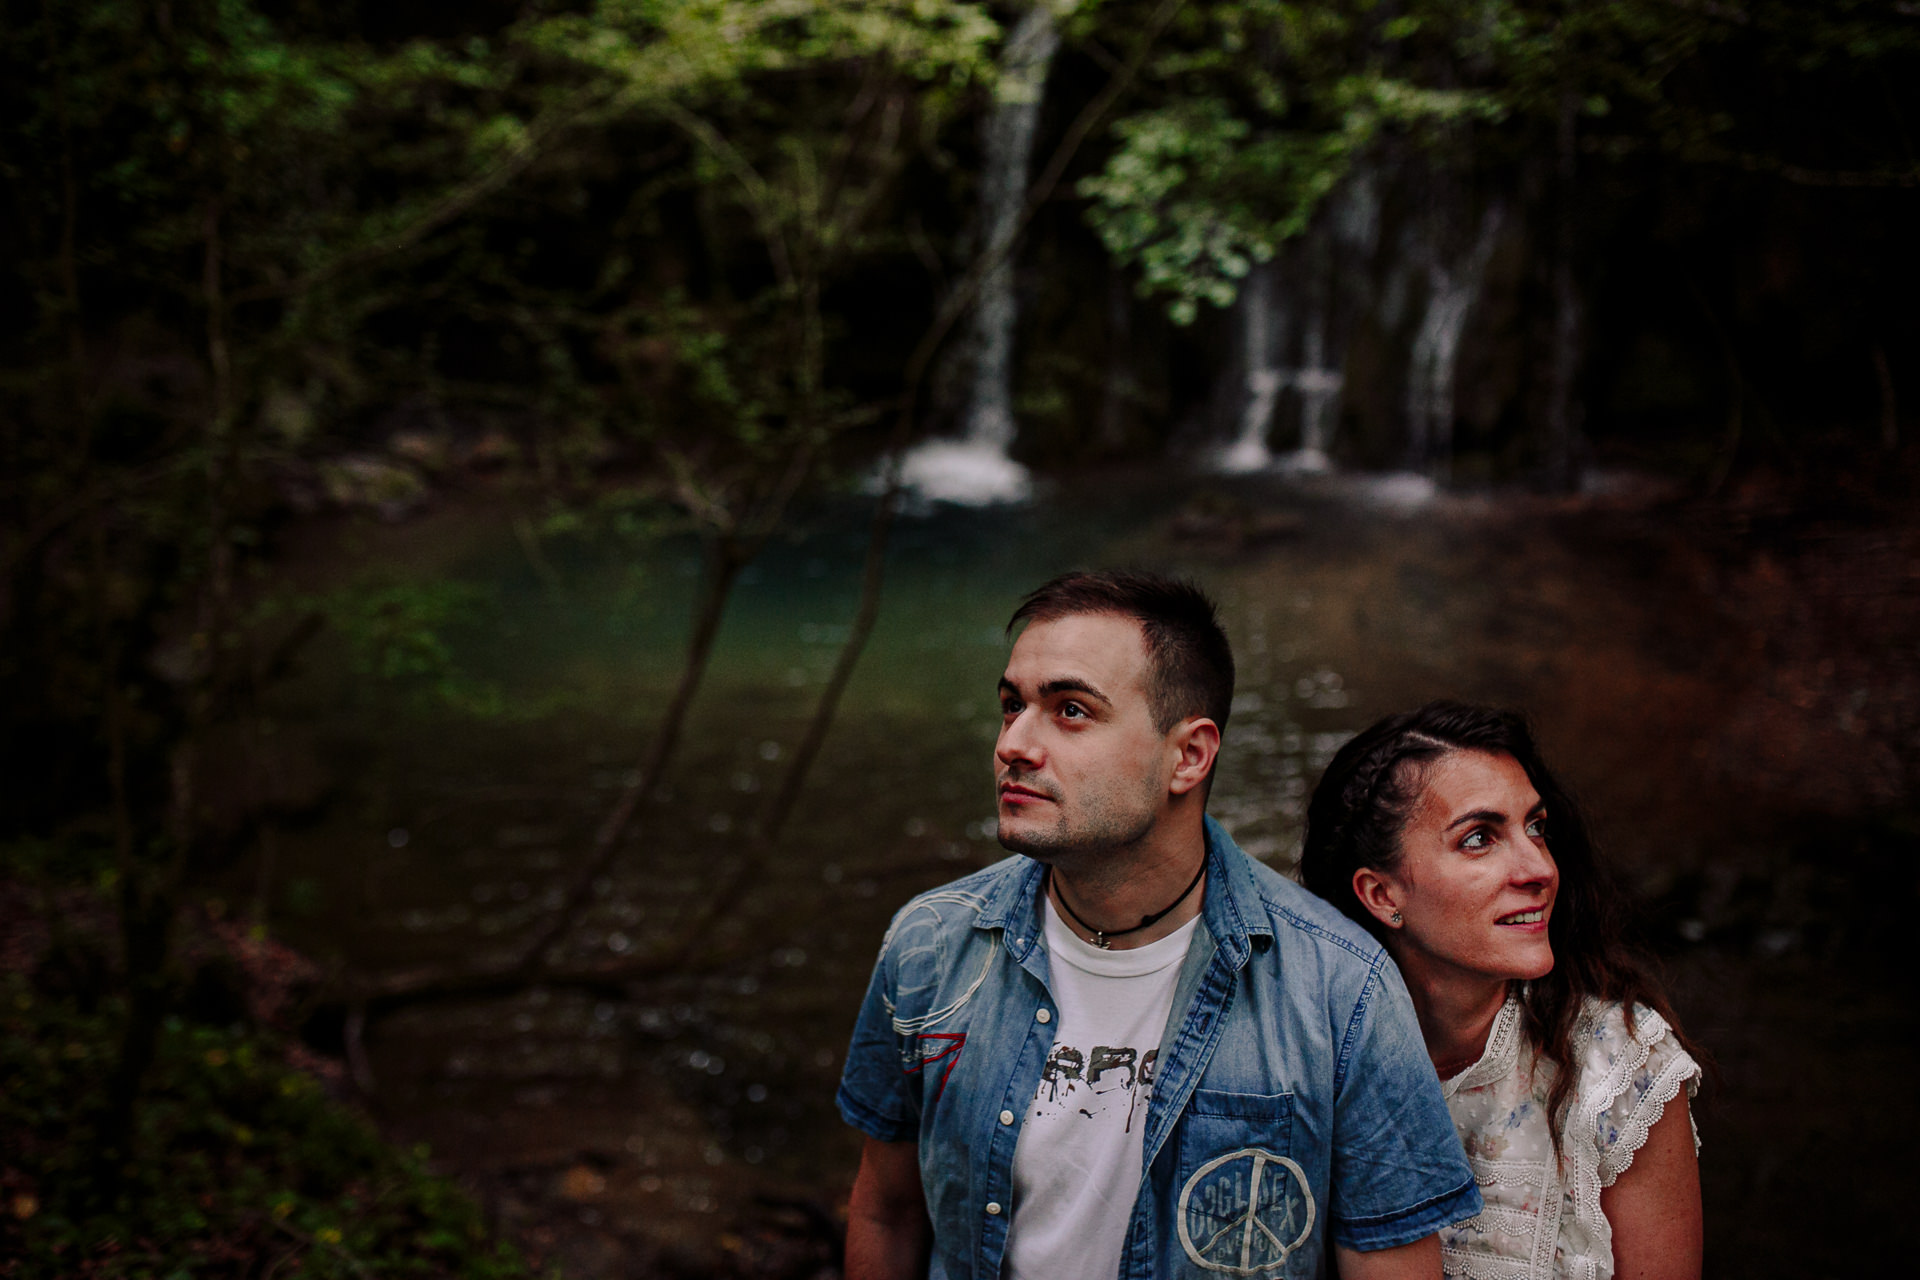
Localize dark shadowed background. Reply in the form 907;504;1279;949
3;2;1916;1277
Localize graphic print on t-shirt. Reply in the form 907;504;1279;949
1033;1040;1159;1131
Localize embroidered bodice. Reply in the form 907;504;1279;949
1439;995;1701;1280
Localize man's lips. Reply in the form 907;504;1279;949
998;782;1053;805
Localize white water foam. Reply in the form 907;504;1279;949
891;439;1033;506
1349;470;1438;511
1213;434;1275;475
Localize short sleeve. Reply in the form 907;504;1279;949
1328;958;1484;1250
836;930;923;1143
1587;1005;1703;1187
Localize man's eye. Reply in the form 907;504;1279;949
1001;699;1022;716
1060;702;1087;719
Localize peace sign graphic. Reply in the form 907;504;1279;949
1176;1148;1316;1276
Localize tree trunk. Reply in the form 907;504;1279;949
516;534;747;971
1100;262;1132;452
1544;91;1583;491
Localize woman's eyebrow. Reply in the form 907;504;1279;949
1445;808;1507;831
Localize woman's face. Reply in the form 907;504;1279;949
1358;749;1560;992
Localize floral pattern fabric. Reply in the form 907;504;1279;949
1437;995;1701;1280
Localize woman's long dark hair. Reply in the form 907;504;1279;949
1299;701;1705;1150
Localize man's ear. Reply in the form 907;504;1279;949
1351;867;1403;930
1167;718;1221;797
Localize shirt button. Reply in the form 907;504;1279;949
986;1201;1003;1216
999;1110;1015;1125
1035;1009;1052;1024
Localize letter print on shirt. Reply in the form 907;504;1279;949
1177;1149;1316;1275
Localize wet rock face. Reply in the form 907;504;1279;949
318;455;430;521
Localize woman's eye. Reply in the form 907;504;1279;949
1525;816;1547;839
1460;829;1490;850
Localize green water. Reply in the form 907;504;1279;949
256;470;1916;1274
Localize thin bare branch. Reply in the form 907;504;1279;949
661;100;798;291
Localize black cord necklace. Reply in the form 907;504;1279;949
1048;861;1207;950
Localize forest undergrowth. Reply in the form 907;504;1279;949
0;848;546;1280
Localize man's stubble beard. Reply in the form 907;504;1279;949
995;792;1158;864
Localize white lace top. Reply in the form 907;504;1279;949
1439;994;1701;1280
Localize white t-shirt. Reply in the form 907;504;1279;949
1004;897;1200;1280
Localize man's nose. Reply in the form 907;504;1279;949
996;708;1042;769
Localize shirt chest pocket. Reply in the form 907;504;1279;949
1173;1090;1314;1277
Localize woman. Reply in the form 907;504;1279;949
1300;702;1705;1280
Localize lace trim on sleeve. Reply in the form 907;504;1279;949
1592;1015;1702;1187
1562;1002;1703;1278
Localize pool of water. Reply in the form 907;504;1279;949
257;468;1918;1275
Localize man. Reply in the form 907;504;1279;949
838;571;1478;1280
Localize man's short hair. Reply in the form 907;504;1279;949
1008;570;1235;736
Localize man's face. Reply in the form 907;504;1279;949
994;612;1177;860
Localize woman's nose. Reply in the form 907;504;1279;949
1512;835;1557;886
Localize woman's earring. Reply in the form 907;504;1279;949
1389;911;1403;925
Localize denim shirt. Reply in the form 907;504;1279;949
838;817;1481;1280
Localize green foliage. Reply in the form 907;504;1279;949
1079;0;1505;321
309;580;504;716
1079;0;1920;321
0;970;537;1278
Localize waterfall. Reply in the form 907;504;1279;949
1216;256;1348;476
1216;181;1381;475
1218;261;1286;473
1292;316;1340;469
898;3;1067;505
1405;199;1505;479
963;1;1061;451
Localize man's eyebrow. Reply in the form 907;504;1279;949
997;676;1113;707
1037;677;1112;706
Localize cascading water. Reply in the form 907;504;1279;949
1405;199;1505;479
1213;237;1351;474
1217;261;1286;473
897;2;1068;505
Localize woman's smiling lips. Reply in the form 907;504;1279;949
1495;907;1549;930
